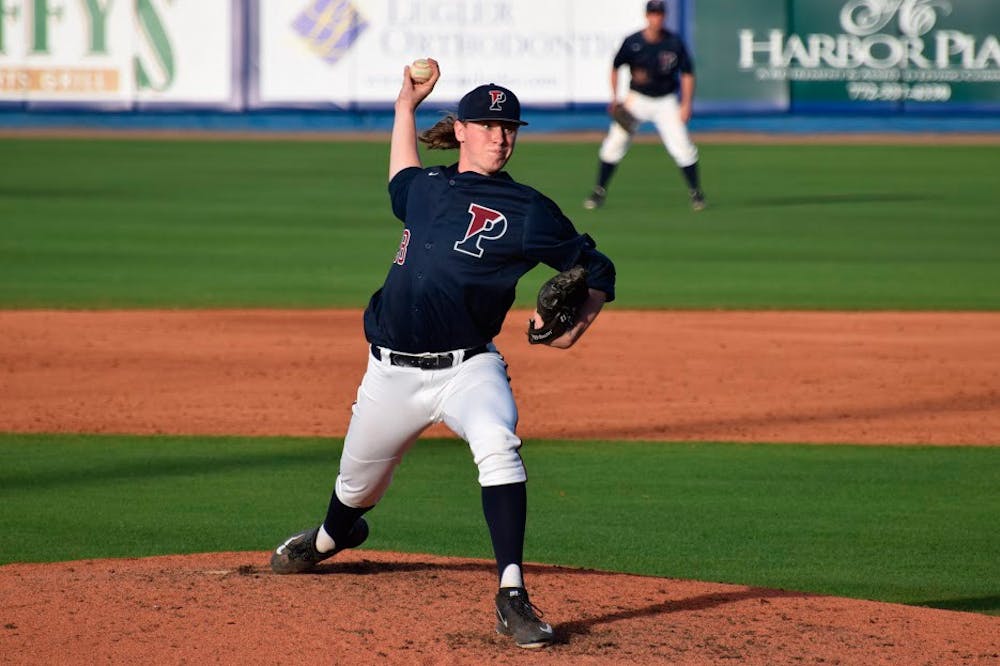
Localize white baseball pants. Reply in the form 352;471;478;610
598;91;699;168
334;346;525;509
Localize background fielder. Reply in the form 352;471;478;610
269;59;616;650
584;0;706;212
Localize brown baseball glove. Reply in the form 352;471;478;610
527;266;589;345
611;104;638;133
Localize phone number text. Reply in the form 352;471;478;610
846;83;952;102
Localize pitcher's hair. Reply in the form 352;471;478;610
418;113;460;150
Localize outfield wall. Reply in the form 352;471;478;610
0;0;997;125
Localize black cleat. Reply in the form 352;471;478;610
270;518;368;574
495;587;554;649
690;188;707;211
583;186;607;210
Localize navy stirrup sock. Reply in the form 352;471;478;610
682;162;701;190
482;482;527;581
323;492;371;543
597;160;617;189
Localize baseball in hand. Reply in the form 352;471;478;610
410;58;432;84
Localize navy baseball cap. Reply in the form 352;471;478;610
457;84;528;126
646;0;666;13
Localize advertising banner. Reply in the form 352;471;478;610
3;0;994;116
690;0;789;112
694;0;1000;113
251;0;644;108
0;0;135;107
133;0;241;108
0;0;241;108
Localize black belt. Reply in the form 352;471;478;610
370;344;489;370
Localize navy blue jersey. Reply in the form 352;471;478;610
364;164;616;353
613;29;693;98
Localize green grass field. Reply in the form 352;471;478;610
1;137;997;616
1;138;998;309
2;434;997;613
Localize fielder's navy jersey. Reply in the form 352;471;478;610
614;29;693;98
364;164;616;353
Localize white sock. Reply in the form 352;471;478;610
315;524;336;553
499;563;523;589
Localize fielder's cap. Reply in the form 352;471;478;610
457;83;528;126
646;0;666;13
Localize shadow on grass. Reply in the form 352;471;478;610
0;446;336;491
0;185;127;200
588;390;1000;442
914;595;1000;615
740;192;936;207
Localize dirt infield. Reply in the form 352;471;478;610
1;309;998;664
2;309;998;444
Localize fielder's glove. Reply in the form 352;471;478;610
611;105;639;134
527;266;589;345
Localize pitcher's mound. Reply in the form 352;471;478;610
1;550;997;665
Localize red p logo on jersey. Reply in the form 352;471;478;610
488;90;507;111
454;203;508;258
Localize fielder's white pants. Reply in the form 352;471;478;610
598;91;699;168
335;346;525;508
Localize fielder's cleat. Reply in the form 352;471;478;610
583;186;607;210
495;587;554;649
270;518;368;574
689;188;707;211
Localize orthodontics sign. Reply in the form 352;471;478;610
737;0;1000;104
253;0;639;107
